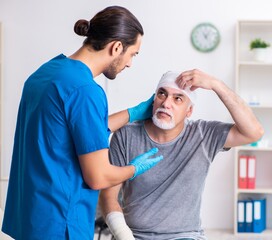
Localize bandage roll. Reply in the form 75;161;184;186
105;211;135;240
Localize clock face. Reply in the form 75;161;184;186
191;23;220;52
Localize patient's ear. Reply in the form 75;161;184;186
186;105;193;118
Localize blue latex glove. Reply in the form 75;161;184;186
128;148;163;180
127;94;155;123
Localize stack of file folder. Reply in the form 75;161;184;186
238;155;256;189
237;198;266;233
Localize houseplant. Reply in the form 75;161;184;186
249;38;270;61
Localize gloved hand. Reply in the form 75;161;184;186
127;94;155;123
128;148;163;180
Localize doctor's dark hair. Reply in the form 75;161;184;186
74;6;144;52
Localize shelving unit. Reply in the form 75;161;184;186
234;20;272;236
0;22;3;207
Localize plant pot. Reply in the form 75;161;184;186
252;48;268;62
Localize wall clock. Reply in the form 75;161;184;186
191;23;220;52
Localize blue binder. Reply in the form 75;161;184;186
245;200;253;232
237;200;246;232
253;198;266;233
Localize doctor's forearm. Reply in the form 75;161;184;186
108;110;130;132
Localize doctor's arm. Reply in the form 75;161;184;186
108;94;154;132
176;69;264;148
79;147;162;190
99;184;135;240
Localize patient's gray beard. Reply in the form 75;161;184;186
152;108;175;130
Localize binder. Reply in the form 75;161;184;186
237;201;246;232
253;199;266;233
245;200;253;232
247;156;256;189
238;155;247;189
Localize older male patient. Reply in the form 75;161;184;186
99;70;263;240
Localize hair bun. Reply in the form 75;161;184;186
74;19;89;36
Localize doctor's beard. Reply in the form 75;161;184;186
152;108;175;130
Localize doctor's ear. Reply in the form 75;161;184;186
111;41;123;56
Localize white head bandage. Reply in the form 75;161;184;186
156;71;196;104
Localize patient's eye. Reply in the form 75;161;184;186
156;89;185;105
173;95;183;103
157;90;167;100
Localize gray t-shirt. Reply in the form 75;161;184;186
109;119;232;240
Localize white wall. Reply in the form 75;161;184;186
0;0;271;230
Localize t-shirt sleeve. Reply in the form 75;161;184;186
199;120;233;161
109;129;128;167
65;84;110;155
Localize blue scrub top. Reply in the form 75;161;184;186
2;54;110;239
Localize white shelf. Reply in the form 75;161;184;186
234;229;272;237
204;228;272;239
239;61;272;66
249;105;272;109
236;188;272;194
237;146;272;151
234;20;272;236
